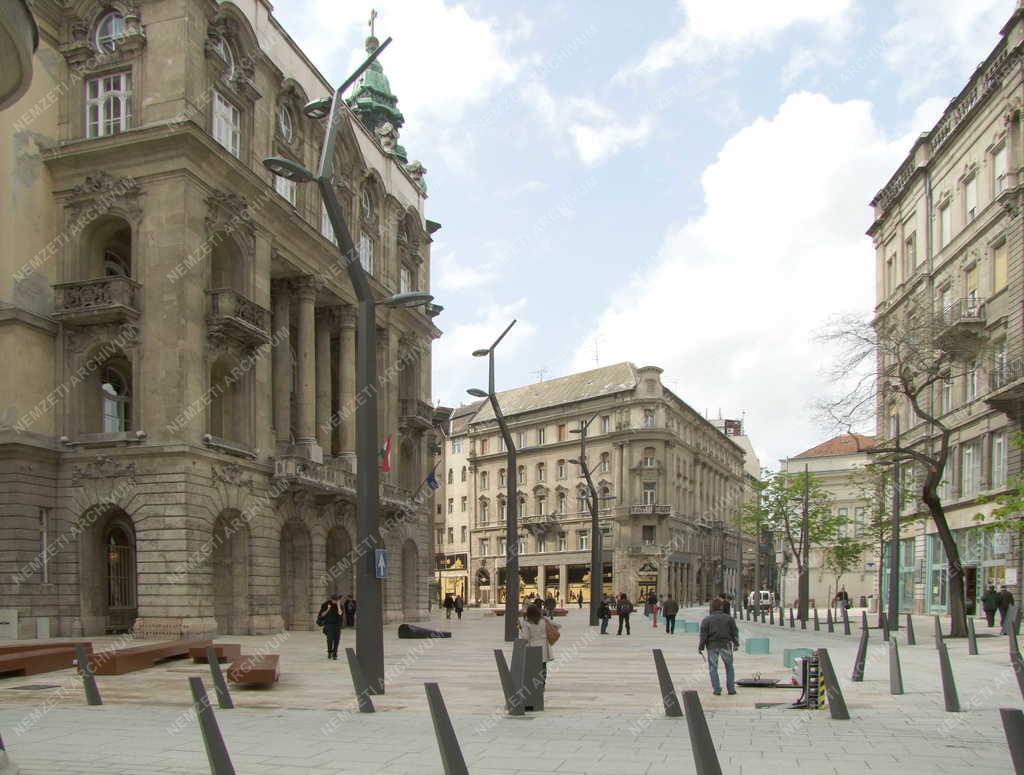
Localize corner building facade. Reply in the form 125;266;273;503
0;0;441;638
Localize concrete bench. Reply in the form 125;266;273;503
89;639;212;676
783;648;813;668
227;654;279;686
0;647;80;677
0;641;92;657
189;643;242;663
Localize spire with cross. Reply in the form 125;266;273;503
368;9;377;37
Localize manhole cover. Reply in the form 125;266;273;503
7;684;60;691
736;678;781;687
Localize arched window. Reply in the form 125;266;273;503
480;500;489;525
95;11;125;53
277;104;294;142
460;466;467;482
361;188;374;220
557;459;566;479
557;492;567;514
517;464;526;484
498;497;506;520
498;468;506;487
101;364;131;432
480;470;489;490
210;35;235;79
536;462;546;482
577;491;587;513
600;452;610;473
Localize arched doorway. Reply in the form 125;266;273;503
79;507;137;635
325;525;354;597
212;511;250;634
280;518;312;630
401;539;418;621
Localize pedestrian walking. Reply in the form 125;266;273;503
645;590;658;617
698;597;739;695
617;593;633;635
343;595;357;627
454;594;464;620
577;592;584;609
663;594;679;634
982;584;1000;628
443;592;454;620
598;594;612;634
518;604;559;707
718;592;731;616
544;594;557;619
998;585;1016;628
834;586;849;614
317;595;343;660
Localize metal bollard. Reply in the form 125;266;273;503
1011;652;1024;702
906;614;916;646
206;646;234;710
425;683;470;775
826;608;834;633
861;610;869;632
889;639;904;695
1001;708;1024;775
815;649;850;720
967;618;979;656
789;608;795;628
494;649;522;716
345;648;375;713
769;608;775;625
761;608;766;624
851;627;869;682
934;615;943;649
842;607;851;636
813;608;820;631
188;677;236;775
682;691;723;775
74;645;102;706
937;642;960;712
510;639;528;713
652;649;683;718
881;611;889;642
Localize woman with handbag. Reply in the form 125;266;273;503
317;595;343;660
518;604;559;698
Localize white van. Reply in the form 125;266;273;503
747;590;775;612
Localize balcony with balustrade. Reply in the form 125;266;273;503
399;397;434;432
206;288;271;348
53;276;141;326
986;352;1024;415
936;298;986;354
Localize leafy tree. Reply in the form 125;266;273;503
823;536;864;609
740;469;841;617
819;307;990;637
976;431;1024;575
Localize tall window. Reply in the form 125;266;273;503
517;430;527;448
479;538;489;557
994;143;1008;194
517;465;526;484
480;500;489;524
498;537;506;555
536;535;546;554
961;439;982;498
557;492;567;514
447;498;453;514
642;482;656;505
886;256;897;296
940;375;952;414
965;361;977;402
480;438;489;455
578;530;589;550
536;427;546;445
498;468;506;487
275;174;296;206
359;232;374;274
460;466;467;482
480;470;488;490
320;202;336;244
436;529;443;548
460;496;467;512
210;36;234;78
642;447;656;467
536;495;547;516
557;460;566;479
460;526;467;543
964;175;977;222
86;72;132;138
452;438;462;454
994;241;1008;293
447;468;453;484
601;415;610;433
38;508;50;584
537;463;546;482
905;232;918;271
557;424;567;441
101;365;130;432
557;533;567;552
277;105;294;142
212;91;240;157
94;11;125;52
643;409;656;428
642;525;656;545
992;430;1007;488
600;452;610;473
939;203;951;248
400;265;414;293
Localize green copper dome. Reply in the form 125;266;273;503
346;35;404;133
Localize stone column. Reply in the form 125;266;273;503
558;563;568;606
537;564;546;598
338;305;357;464
293;277;321;461
315;309;331;451
271;281;291;448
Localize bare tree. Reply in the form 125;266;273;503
818;304;989;638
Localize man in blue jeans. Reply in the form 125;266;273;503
698;597;739;695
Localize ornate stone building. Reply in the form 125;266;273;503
0;0;441;638
869;1;1024;614
443;363;746;607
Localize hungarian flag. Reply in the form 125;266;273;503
379;436;392;473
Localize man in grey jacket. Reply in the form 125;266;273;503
698;597;739;695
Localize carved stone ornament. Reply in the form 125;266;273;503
374;121;400;153
205;189;256;254
60;5;146;69
405;160;427;191
1005;96;1022;125
213;462;256;491
71;455;138;486
63;173;143;227
64;322;141;357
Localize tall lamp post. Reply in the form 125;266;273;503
568;412;601;626
468;320;519;642
263;37;435;696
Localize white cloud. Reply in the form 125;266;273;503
570;92;922;465
435;250;502;292
433;300;538;407
883;0;1015;99
619;0;853;80
521;82;652;166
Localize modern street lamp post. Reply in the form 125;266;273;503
468;320;519;642
263;37;435;695
568;412;601;626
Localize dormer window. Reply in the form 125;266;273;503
210;36;235;79
277;105;294;142
95;12;126;53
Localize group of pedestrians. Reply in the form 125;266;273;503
316;594;357;660
442;592;465;620
981;584;1017;628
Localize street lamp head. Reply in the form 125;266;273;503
472;349;490;357
303;96;333;119
262;156;315;182
379;291;434;308
567;458;580;465
467;388;489;398
569;428;582;434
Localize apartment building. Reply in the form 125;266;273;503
0;0;441;638
868;2;1024;614
433;401;481;601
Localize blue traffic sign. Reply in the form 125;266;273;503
374;549;389;579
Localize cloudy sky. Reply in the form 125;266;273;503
274;0;1016;468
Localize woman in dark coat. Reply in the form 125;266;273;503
318;595;343;660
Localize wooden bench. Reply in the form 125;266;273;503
227;654;279;686
0;647;80;677
89;639;212;676
189;643;242;663
0;642;92;657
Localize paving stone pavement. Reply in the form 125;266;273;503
0;606;1020;774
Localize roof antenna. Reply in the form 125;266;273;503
531;367;548;382
592;337;601;366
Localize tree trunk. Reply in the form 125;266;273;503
922;489;967;637
877;539;885;627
